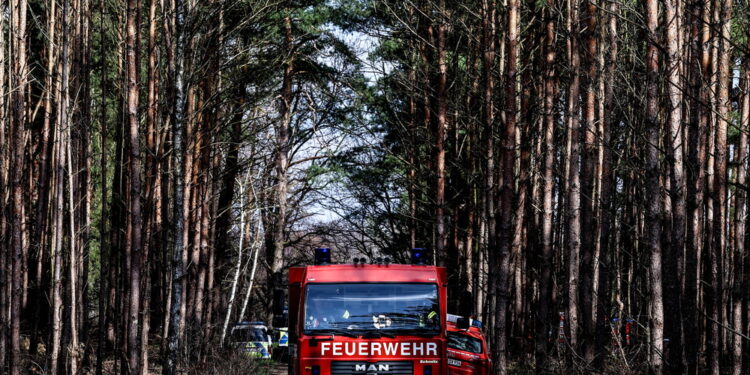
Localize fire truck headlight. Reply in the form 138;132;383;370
311;365;321;375
423;365;433;375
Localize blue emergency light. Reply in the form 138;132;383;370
314;247;332;265
411;248;428;265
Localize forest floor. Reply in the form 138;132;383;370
269;361;288;375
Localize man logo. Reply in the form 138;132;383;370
354;364;390;372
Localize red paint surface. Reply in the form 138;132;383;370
288;264;449;375
446;322;491;375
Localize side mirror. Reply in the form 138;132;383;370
456;317;470;330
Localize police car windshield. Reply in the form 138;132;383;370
231;327;267;342
447;332;483;354
304;283;440;335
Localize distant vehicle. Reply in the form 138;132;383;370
446;315;491;375
230;321;272;359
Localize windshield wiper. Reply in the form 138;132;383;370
390;329;439;337
308;329;358;338
307;329;359;346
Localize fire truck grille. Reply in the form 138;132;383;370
331;361;414;375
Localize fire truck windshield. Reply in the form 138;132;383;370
447;331;483;354
304;283;440;336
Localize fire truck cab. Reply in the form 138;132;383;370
288;248;448;375
446;315;491;375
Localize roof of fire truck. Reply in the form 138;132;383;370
289;248;448;285
290;263;447;284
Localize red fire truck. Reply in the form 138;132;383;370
287;248;449;375
446;315;491;375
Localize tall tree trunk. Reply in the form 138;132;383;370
220;181;246;345
565;0;582;348
480;0;495;329
703;0;722;368
50;138;64;375
740;33;750;374
213;86;244;334
238;211;263;323
30;0;57;357
645;0;664;371
732;109;747;375
125;0;144;370
536;0;556;368
579;0;598;362
595;0;617;365
684;1;707;373
0;5;7;368
495;0;518;373
96;1;110;371
164;0;188;372
664;0;685;370
140;0;160;370
269;8;293;325
434;0;448;267
711;1;732;373
9;0;28;373
79;0;94;365
60;0;80;371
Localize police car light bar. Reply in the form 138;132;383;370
236;321;266;326
447;314;484;329
314;247;332;265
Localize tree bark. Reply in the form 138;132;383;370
164;0;188;372
740;32;750;374
125;0;144;370
142;0;159;369
50;137;65;375
269;8;294;325
96;1;110;371
220;181;246;345
594;0;617;365
711;1;732;373
61;0;80;371
566;0;582;348
9;0;28;373
536;0;556;368
495;0;518;372
664;0;685;370
684;1;707;373
435;0;448;267
579;0;598;362
645;0;664;371
732;111;747;375
0;2;7;369
480;0;495;329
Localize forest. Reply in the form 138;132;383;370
0;0;749;373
